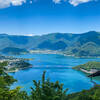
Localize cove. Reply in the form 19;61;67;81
9;54;100;94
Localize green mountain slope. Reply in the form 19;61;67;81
0;31;100;57
1;47;28;55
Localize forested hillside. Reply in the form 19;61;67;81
0;31;100;57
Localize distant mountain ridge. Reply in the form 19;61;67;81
0;31;100;57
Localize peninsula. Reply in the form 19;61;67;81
0;55;32;72
73;61;100;74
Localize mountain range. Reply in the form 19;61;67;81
0;31;100;57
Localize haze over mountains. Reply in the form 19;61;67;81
0;31;100;57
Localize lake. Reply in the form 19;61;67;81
9;54;100;94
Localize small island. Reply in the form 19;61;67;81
73;61;100;74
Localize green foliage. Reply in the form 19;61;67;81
38;41;67;50
74;61;100;71
0;61;8;76
66;42;100;57
1;47;28;55
0;62;28;100
67;85;100;100
0;61;8;67
30;71;68;100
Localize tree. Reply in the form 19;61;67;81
30;71;68;100
0;62;28;100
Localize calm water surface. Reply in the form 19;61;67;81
9;54;100;94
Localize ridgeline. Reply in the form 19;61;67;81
0;31;100;57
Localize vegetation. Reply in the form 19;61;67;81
1;31;100;57
0;61;29;100
38;40;67;50
65;42;100;57
74;61;100;71
66;85;100;100
7;60;31;72
0;54;32;72
0;61;8;67
1;47;28;55
30;71;68;100
1;61;100;100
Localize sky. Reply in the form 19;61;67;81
0;0;100;36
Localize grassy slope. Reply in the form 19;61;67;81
73;61;100;71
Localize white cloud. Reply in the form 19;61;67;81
53;0;61;4
0;0;26;8
53;0;96;6
69;0;92;6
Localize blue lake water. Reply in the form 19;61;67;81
9;54;100;94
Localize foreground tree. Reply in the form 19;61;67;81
30;71;68;100
0;62;29;100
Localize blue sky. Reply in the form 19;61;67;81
0;0;100;35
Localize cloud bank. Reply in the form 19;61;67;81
0;0;97;9
53;0;96;6
0;0;26;8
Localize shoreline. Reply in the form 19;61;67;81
79;68;98;74
29;50;100;58
5;52;100;73
7;65;33;73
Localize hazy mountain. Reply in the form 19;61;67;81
0;31;100;57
